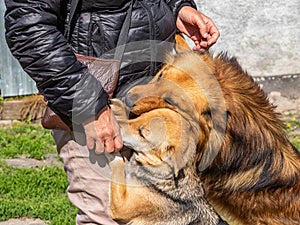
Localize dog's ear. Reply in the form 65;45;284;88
166;141;197;177
198;129;224;171
197;109;227;171
175;33;191;53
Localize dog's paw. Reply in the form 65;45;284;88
110;156;125;183
110;156;125;170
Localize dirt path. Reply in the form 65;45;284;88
3;154;62;168
0;218;46;225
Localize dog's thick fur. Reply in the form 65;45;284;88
109;98;227;224
117;50;300;224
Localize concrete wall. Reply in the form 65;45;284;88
194;0;300;77
1;0;299;97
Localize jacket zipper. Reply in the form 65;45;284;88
140;1;157;76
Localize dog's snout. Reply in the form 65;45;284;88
125;91;138;108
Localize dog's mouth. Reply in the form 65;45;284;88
117;105;149;161
128;110;140;120
119;104;181;162
119;145;136;161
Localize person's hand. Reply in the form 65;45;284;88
83;106;123;153
176;6;220;51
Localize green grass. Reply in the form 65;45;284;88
0;122;56;159
0;123;77;224
0;116;299;225
284;114;300;150
0;161;77;224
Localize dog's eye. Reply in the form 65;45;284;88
164;97;177;107
156;72;163;82
138;128;145;139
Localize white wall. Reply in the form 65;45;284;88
193;0;300;77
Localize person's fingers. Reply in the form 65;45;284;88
114;133;123;151
193;46;207;52
184;8;208;38
208;31;220;46
109;111;123;152
177;6;219;50
83;107;124;154
104;138;115;153
177;7;207;39
190;34;207;51
199;40;208;48
193;14;209;39
100;131;122;153
94;138;105;154
197;24;208;40
86;135;95;150
193;12;220;48
97;126;114;151
204;19;220;46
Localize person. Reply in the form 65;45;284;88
4;0;219;224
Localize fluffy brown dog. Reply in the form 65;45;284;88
109;98;228;225
121;51;300;225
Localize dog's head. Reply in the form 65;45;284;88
112;52;227;176
111;98;199;178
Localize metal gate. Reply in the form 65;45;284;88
0;1;38;97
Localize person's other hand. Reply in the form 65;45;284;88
83;106;123;153
176;6;220;51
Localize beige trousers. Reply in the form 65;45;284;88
52;129;120;225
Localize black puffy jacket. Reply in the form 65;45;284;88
4;0;196;126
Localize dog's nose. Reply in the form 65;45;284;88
121;76;152;108
125;91;138;108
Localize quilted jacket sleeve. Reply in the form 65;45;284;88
4;0;108;125
165;0;197;18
